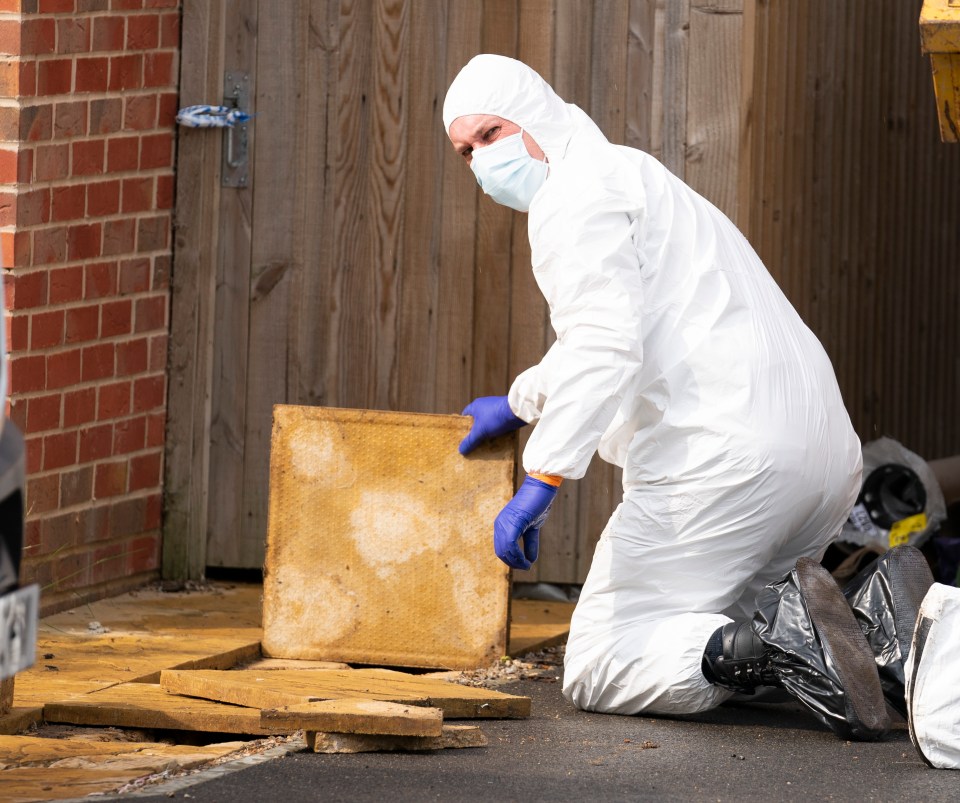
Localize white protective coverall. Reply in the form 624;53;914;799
444;55;863;716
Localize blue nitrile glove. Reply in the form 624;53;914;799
459;395;527;455
494;475;560;571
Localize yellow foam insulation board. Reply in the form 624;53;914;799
262;406;515;670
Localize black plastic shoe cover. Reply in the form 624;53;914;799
842;545;934;718
753;557;889;741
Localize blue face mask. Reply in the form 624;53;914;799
470;130;548;212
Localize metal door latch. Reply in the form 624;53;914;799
222;70;251;188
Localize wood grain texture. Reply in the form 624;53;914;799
306;723;486;753
260;698;443;737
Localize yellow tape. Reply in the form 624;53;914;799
888;513;928;548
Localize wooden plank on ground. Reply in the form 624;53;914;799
43;683;289;735
508;600;576;656
306;724;486;754
0;736;244;803
260;699;443;737
160;668;531;719
0;708;43;736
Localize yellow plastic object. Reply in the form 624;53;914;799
262;406;515;670
920;0;960;141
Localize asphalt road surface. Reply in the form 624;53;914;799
118;677;958;803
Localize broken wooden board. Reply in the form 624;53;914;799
306;724;486;753
13;633;261;708
507;600;576;656
160;668;531;719
43;683;289;735
261;699;443;737
0;736;244;803
0;707;43;736
263;406;515;670
239;658;351;671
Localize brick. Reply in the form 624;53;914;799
0;20;20;56
78;0;110;11
121;176;152;213
151;254;169;290
139;132;172;168
63;386;95;426
102;217;135;255
21;18;56;56
10;270;47;308
55;100;88;138
0;191;14;227
82;341;114;381
87;178;120;216
35;143;70;181
156;176;174;210
56;17;91;54
75;56;108;92
106;134;138;170
109;53;142;91
60;465;93;507
67;222;102;260
25;436;42;474
19;187;50;226
26;392;61;431
116;336;148;375
9;314;28;350
30;308;64;349
93;16;125;51
40;0;75;11
134;293;165;332
64;304;99;343
89;97;122;134
24;519;41;553
90;542;124;584
133;373;163;411
119;256;150;293
129;451;160;491
41;511;78;555
98;378;130;418
10;354;45;393
159;11;178;47
17;147;34;181
157;90;177;126
113;413;145;453
127;534;160;574
19;103;52;142
136;215;168;252
50;265;84;304
33;226;68;265
100;298;132;337
144;490;162;528
53;552;91;592
146;0;178;7
123;93;156;130
143;49;173;87
37;58;72;96
43;429;77;470
113;0;143;10
148;333;166;371
17;60;36;97
78;421;112;462
8;397;26;430
145;410;164;447
94;459;127;498
127;13;158;49
109;496;144;538
72;138;105;175
0;59;19;96
0;147;17;183
84;260;117;298
27;473;60;515
52;184;86;221
46;347;82;389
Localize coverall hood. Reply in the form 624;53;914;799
443;54;598;162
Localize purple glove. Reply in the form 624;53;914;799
459;395;527;455
494;475;558;570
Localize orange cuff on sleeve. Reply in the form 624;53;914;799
529;472;563;487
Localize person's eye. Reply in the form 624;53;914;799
483;126;501;142
461;146;473;160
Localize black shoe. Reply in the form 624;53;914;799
703;557;890;741
842;545;934;718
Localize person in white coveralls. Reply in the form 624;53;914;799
446;54;935;742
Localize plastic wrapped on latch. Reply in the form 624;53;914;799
841;438;946;552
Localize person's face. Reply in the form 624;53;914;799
447;114;546;165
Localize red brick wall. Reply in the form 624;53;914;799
0;0;179;613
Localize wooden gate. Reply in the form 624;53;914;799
163;0;749;581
